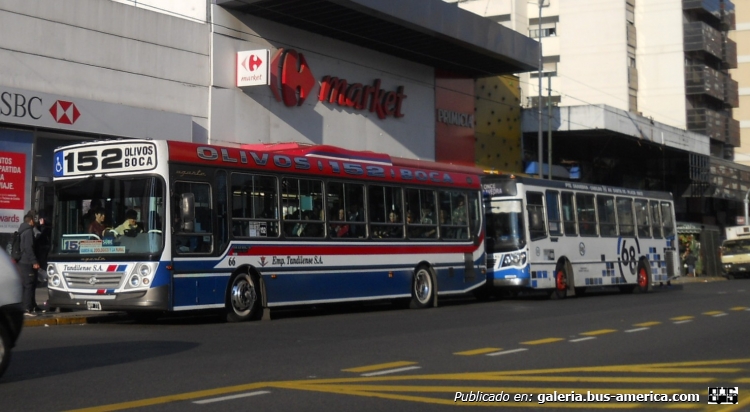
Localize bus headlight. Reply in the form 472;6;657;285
129;275;142;287
47;264;57;278
138;264;151;277
502;251;527;267
50;274;61;287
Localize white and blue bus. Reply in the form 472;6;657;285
482;174;678;298
46;139;486;321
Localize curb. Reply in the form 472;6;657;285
23;312;127;327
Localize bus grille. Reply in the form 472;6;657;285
64;272;124;289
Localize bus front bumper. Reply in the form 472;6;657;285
48;285;170;312
491;277;531;287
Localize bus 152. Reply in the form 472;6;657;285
46;139;487;321
482;174;679;298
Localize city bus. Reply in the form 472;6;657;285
46;139;486;321
482;174;678;298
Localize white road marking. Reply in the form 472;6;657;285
361;366;422;376
193;391;270;404
569;337;596;343
673;320;692;324
487;348;529;357
624;327;649;333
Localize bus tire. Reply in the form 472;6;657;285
226;270;262;322
634;260;651;293
410;265;435;309
550;264;568;300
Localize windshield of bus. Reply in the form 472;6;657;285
50;176;165;258
722;239;750;256
486;199;526;253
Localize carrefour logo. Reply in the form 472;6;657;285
268;48;407;119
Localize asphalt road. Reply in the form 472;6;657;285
1;280;748;411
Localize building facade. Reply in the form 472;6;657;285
0;0;537;244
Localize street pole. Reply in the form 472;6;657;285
547;74;552;180
537;0;543;179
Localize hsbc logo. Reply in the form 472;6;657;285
49;100;81;125
269;48;407;119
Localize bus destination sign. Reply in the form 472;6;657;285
54;142;157;177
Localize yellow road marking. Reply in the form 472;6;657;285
730;306;747;311
454;347;502;356
703;311;725;316
520;337;564;345
342;361;417;373
633;321;661;327
65;358;750;411
734;377;750;383
670;316;694;321
580;329;617;336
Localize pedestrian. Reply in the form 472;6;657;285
15;211;40;316
683;249;698;277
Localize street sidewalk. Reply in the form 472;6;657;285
24;275;731;327
24;286;127;327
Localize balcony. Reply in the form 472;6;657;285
722;0;736;30
682;0;721;21
724;37;737;69
725;75;739;107
684;65;738;107
685;65;724;101
687;107;740;146
684;22;723;61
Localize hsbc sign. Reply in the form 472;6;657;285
0;85;190;139
267;48;407;120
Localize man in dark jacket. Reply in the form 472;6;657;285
16;211;40;316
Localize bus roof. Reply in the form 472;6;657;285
482;173;673;201
167;140;484;189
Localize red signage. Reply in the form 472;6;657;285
269;49;406;119
0;151;25;213
49;100;81;125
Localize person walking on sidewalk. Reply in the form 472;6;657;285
683;249;698;277
16;211;40;316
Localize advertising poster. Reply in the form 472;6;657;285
0;151;26;232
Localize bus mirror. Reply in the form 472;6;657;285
180;193;195;232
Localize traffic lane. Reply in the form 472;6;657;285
58;308;750;412
2;282;746;411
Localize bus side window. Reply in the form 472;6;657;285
174;181;213;254
661;202;675;238
546;190;562;236
231;173;279;238
596;195;617;237
526;191;546;240
561;192;577;236
649;200;663;239
616;197;634;236
634;199;650;238
575;193;597;236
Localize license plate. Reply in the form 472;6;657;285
87;301;102;311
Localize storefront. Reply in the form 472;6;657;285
0;86;191;242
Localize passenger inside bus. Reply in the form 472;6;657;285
87;207;107;237
330;208;349;238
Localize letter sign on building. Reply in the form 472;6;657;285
237;50;270;87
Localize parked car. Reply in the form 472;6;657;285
0;249;23;379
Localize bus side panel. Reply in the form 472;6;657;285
263;268;412;306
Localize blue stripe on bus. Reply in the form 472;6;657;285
171;265;481;308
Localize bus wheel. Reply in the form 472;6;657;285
227;271;261;322
550;266;568;300
635;262;651;293
410;266;435;309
